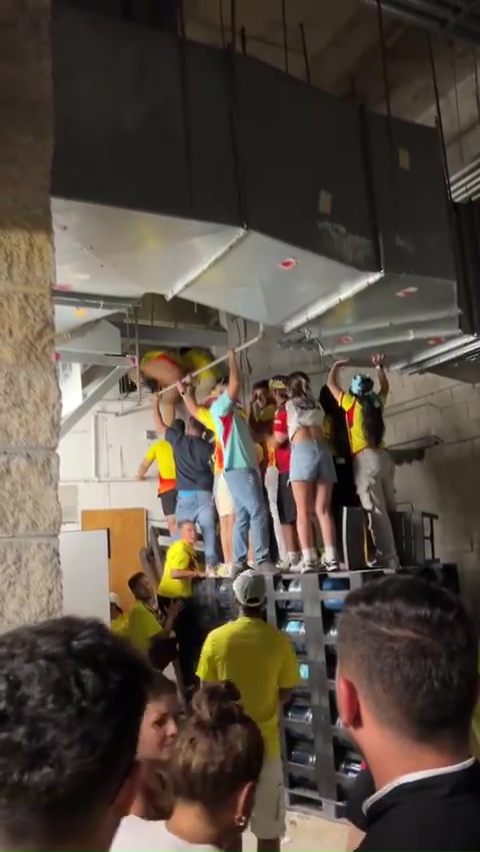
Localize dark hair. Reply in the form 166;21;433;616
148;671;178;702
338;576;478;747
170;681;264;811
319;385;351;459
350;375;385;448
252;379;269;392
128;571;146;595
287;371;311;399
0;617;151;848
172;418;186;435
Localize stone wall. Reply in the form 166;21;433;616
0;1;62;629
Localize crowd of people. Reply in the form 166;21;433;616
2;573;480;852
136;347;400;577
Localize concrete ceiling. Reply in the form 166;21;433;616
182;0;480;175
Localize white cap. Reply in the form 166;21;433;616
109;592;122;609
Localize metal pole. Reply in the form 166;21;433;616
134;306;141;406
427;33;452;199
230;0;236;51
281;0;289;74
299;23;310;84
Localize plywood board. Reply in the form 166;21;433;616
82;508;147;613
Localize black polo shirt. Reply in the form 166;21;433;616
165;425;213;492
347;759;480;851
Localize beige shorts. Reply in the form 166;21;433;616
250;757;286;840
214;473;235;518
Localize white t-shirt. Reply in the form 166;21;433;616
111;816;220;852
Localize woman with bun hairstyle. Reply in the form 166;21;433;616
282;371;338;572
166;681;264;852
327;354;399;569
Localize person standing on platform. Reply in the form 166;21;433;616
319;385;359;509
285;371;338;572
180;350;273;575
327;354;399;569
197;569;300;852
268;376;301;571
158;520;207;690
136;439;177;539
151;396;219;572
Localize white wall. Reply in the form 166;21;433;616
58;321;480;618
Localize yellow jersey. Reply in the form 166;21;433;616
340;390;387;455
111;614;129;637
128;600;163;655
158;540;199;599
181;348;219;384
145;440;176;494
197;616;300;758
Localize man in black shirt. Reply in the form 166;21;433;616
152;394;219;570
337;575;480;851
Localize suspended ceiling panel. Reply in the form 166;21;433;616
175;230;381;328
54;303;119;335
53;198;244;300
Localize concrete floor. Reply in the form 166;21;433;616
244;812;348;852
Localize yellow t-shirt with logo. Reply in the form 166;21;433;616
158;540;199;599
145;440;176;494
340;390;387;455
128;601;163;654
111;614;129;637
196;616;300;758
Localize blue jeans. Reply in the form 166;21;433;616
224;468;270;565
176;490;218;565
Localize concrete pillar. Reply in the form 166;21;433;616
0;1;62;629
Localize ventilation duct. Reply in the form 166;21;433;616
51;3;466;374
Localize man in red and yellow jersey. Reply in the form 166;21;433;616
136;439;177;537
268;376;301;569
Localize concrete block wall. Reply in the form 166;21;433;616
0;2;62;629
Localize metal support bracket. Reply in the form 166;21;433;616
56;350;137;369
60;367;129;438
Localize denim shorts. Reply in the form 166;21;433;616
290;439;337;484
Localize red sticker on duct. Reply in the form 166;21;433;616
396;286;418;298
428;337;446;346
54;352;61;362
55;283;73;291
340;336;353;344
278;258;297;270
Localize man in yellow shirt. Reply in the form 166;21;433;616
327;354;399;570
127;572;181;671
197;569;300;852
136;439;177;537
158;520;206;689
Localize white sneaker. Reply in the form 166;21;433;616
301;561;321;574
320;557;340;573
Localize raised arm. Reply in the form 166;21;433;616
327;359;349;404
152;393;166;435
177;380;202;419
372;354;389;398
227;348;240;402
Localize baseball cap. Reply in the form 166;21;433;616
232;569;267;607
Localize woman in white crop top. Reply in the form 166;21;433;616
283;372;338;572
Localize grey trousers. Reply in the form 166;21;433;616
353;449;398;563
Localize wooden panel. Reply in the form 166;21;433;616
81;509;147;613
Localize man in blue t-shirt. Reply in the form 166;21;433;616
180;350;273;573
152;398;218;570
